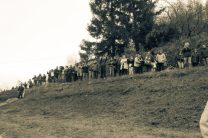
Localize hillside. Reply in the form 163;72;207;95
0;66;208;138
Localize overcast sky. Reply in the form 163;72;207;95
0;0;91;90
0;0;206;90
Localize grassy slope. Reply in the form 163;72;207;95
0;66;207;138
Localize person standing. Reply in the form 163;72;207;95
32;75;38;86
156;50;167;71
28;79;33;88
120;55;128;75
191;48;200;67
82;64;89;80
88;62;94;79
58;66;64;82
63;66;69;82
54;67;59;82
99;54;108;79
112;56;118;77
200;44;208;66
115;56;121;76
92;60;98;79
128;56;134;76
77;63;83;81
37;74;42;86
144;51;155;72
50;69;55;83
134;54;144;74
182;42;192;68
17;83;25;99
108;57;115;77
42;74;46;85
176;51;184;69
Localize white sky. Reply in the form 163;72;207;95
0;0;206;90
0;0;91;90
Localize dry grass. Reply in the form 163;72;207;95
0;66;207;137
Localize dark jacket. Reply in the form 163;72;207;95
127;59;134;67
182;47;192;57
192;52;200;64
175;52;184;62
200;47;208;58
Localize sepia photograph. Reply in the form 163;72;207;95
0;0;208;137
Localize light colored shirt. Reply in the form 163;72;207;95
120;58;128;70
156;53;167;63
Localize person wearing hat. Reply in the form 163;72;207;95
182;42;192;68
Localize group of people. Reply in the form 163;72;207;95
17;42;208;92
176;42;208;69
28;50;168;86
15;42;208;138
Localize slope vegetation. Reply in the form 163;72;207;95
0;66;207;138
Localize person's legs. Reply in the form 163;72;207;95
152;62;156;72
113;67;116;77
146;65;150;72
109;66;113;77
20;91;23;99
18;91;21;98
184;57;188;67
178;61;184;69
94;71;98;79
129;67;133;75
134;67;138;74
112;67;115;77
181;62;184;69
159;63;165;71
177;61;181;69
100;65;104;78
188;57;192;68
157;63;162;71
89;71;92;79
122;69;126;75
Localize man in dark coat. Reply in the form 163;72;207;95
99;54;108;79
18;84;25;99
191;49;200;67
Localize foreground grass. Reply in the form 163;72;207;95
0;66;207;137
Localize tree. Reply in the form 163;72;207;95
81;0;160;58
79;39;96;64
160;0;206;38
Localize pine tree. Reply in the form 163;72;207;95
79;39;96;63
82;0;159;58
